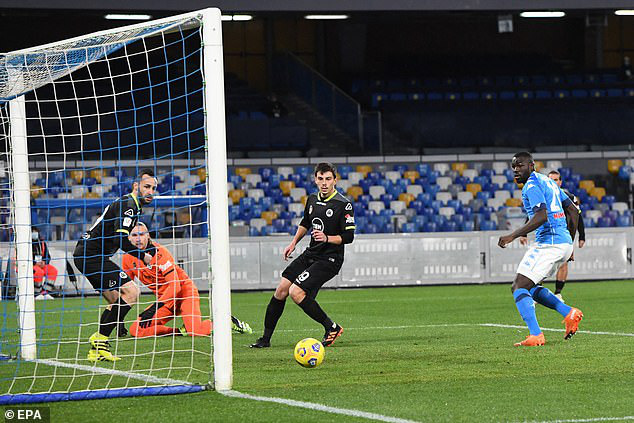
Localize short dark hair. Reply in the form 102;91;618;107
548;170;561;177
513;151;534;163
136;168;155;182
314;162;337;177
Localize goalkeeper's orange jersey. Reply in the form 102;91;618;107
122;241;191;306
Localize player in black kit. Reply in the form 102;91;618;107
251;162;356;348
73;169;158;362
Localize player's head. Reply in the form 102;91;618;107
548;170;562;187
511;151;534;184
313;162;337;196
129;222;151;250
133;168;158;205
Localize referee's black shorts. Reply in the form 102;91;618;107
73;243;131;292
282;252;341;298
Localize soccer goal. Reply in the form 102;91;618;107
0;8;233;403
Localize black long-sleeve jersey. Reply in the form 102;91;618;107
77;193;143;257
562;189;585;241
299;190;355;263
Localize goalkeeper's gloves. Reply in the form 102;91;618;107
138;302;164;328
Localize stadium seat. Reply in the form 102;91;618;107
279;180;295;196
401;222;417;233
578;180;595;191
356;165;372;177
398;193;415;206
435;191;452;205
585;210;602;223
545;160;562;171
457;191;473;203
384;171;400;183
492;162;507;175
337;179;352;193
261;211;278;225
480;220;497;230
602;195;615;206
369;185;386;200
403;170;419;183
487;198;504;210
276;166;294;180
346;186;363;201
608;159;623;175
439;207;455;218
70;170;84;183
381;193;395;207
228;189;245;205
616;215;631;227
451;162;468;175
466;183;482;195
415;163;431;176
505;198;522;207
247;188;265;203
612;202;629;214
245;174;262;186
494;190;511;201
406;185;423;197
462;169;478;181
368;201;385;214
422;222;438;232
589;187;606;201
234;167;251;180
436;176;452;190
347;172;364;185
290;187;306;202
433;163;450;175
597;217;613;227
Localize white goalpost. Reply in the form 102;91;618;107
0;8;233;403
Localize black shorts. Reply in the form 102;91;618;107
73;244;131;292
281;252;341;298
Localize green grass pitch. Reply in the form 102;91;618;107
2;280;634;422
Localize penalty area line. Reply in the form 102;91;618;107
220;390;419;423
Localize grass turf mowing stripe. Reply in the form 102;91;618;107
31;358;193;386
220;390;420;423
528;417;634;423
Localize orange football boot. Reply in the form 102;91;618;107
514;333;546;347
563;307;583;340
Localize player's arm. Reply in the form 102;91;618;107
154;249;181;308
283;201;311;260
325;202;355;245
121;255;138;282
498;185;547;247
560;188;579;241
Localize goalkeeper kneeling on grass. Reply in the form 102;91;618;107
122;222;251;337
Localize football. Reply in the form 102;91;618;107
294;338;325;368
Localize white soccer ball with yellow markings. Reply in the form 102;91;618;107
294;338;325;368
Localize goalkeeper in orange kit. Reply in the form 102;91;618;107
122;222;251;337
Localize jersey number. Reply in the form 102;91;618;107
546;179;562;212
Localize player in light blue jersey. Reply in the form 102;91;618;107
498;152;584;347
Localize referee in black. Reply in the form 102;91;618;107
73;168;157;362
251;162;355;348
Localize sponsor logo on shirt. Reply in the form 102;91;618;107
326;209;333;217
158;260;173;273
312;218;324;231
345;203;353;211
345;214;354;224
124;209;135;217
553;212;565;219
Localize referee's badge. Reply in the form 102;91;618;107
326;209;333;217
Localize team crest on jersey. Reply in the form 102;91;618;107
124;209;134;217
119;271;127;280
345;203;352;211
309;205;313;214
326;209;333;217
311;217;324;231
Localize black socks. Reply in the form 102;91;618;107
263;296;286;341
298;296;333;331
99;300;132;337
555;280;565;295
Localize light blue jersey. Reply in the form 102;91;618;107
521;172;573;244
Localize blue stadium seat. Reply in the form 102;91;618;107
451;214;465;226
380;193;395;207
568;174;581;185
454;176;468;187
412;215;427;230
618;166;632;180
430;200;442;213
377;179;391;190
396;178;410;189
262;225;276;236
229;175;242;186
616;215;631;227
380;209;395;217
249;227;260;236
280;196;293;208
401;222;417;233
431;215;447;226
476;191;491;201
339;165;353;179
353;204;366;217
359;179;372;193
367;172;381;182
442;221;458;232
481;169;495;178
358;195;371;206
415;163;431;176
387;185;404;197
447;199;462;212
480;220;497;230
503;169;514;181
268;174;281;187
296;166;312;179
393;164;408;174
597;217;613;228
460;207;473;219
602;195;616;206
417;193;433;206
364;223;378;234
422;222;438;232
461;221;475;231
239;197;255;209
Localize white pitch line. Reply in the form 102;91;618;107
527;416;634;423
275;323;634;338
31;358;192;386
220;390;419;423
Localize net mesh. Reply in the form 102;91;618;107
0;12;217;401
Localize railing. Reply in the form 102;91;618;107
274;52;363;147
